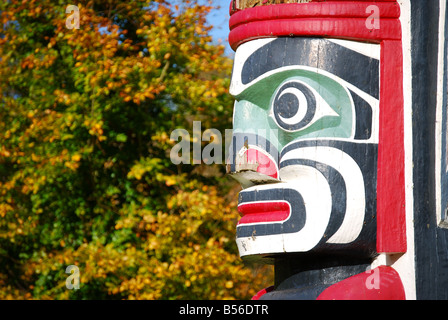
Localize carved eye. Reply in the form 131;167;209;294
271;81;338;132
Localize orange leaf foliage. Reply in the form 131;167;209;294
0;0;273;300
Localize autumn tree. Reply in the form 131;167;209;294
0;0;272;299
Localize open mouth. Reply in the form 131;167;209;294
235;185;306;238
237;201;291;225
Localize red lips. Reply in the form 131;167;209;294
237;201;290;225
246;148;278;179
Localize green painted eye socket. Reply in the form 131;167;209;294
271;79;339;132
233;68;355;143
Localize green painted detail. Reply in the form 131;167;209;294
233;69;354;150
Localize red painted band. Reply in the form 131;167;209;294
230;2;400;30
251;286;275;300
229;0;399;16
317;266;405;300
237;201;290;225
229;18;401;50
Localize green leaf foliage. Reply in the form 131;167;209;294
0;0;273;300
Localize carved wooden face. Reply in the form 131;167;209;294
228;37;381;259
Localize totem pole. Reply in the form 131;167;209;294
226;0;448;300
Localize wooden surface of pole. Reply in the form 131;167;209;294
226;0;448;300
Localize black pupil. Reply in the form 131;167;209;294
273;81;317;131
277;92;299;119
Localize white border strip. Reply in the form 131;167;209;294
435;0;447;227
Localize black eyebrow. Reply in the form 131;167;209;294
241;37;380;99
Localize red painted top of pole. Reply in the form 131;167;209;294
228;1;400;50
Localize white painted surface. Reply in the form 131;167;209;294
230;38;276;96
328;38;381;60
281;146;366;244
280;168;332;252
435;0;447;228
236;169;333;256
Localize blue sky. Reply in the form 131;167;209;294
207;0;233;56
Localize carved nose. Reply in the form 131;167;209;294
227;145;280;188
